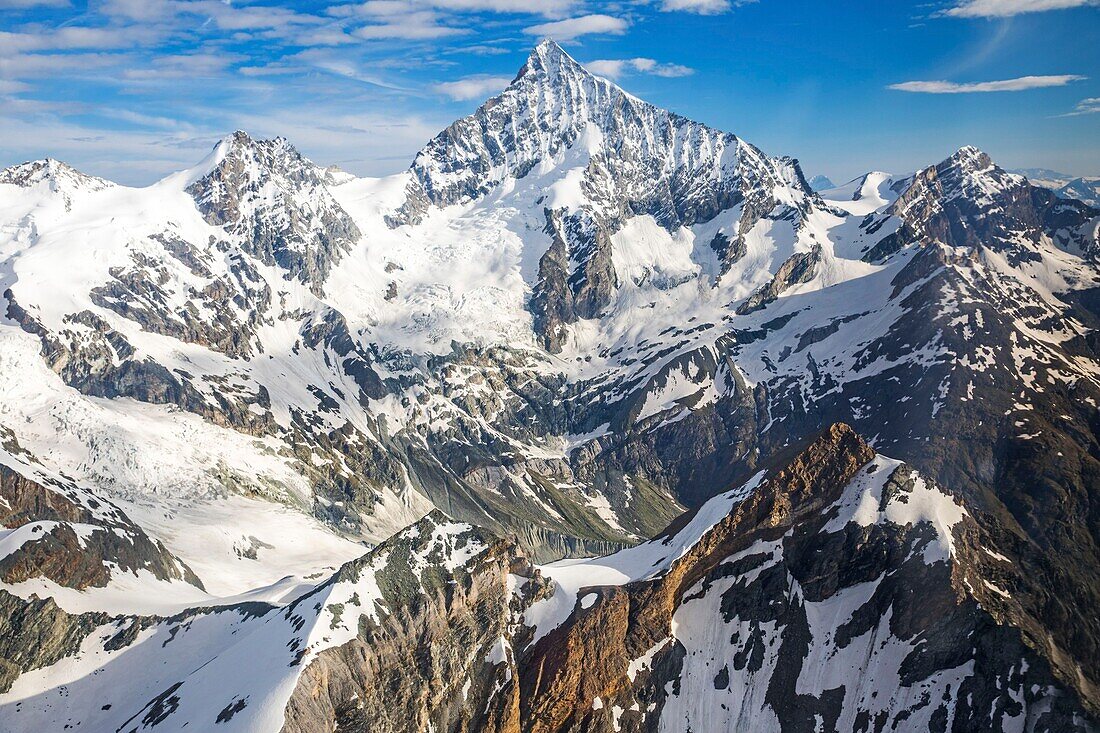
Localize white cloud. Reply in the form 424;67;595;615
0;79;30;94
432;74;512;100
328;1;412;17
585;59;627;77
944;0;1098;17
296;27;359;45
97;0;178;22
661;0;732;13
355;20;467;38
120;52;244;81
889;74;1086;93
523;14;629;40
1062;97;1100;115
329;0;574;17
586;57;694;79
444;43;511;55
288;49;414;91
332;2;461;38
0;26;154;52
101;0;330;36
0;0;70;7
429;0;576;14
0;51;123;78
100;108;194;130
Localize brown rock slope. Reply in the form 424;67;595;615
280;424;1098;732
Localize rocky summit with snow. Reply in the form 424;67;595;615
0;40;1098;731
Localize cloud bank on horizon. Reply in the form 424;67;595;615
0;0;1096;184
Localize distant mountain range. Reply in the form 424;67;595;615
0;40;1097;732
1011;167;1100;207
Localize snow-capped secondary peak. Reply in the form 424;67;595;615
862;142;1097;263
189;130;322;193
0;157;112;194
181;130;361;293
926;146;1025;203
947;143;991;168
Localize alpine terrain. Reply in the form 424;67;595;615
0;41;1097;731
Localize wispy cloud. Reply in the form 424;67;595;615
429;0;576;15
1060;97;1100;115
0;79;30;94
586;57;694;79
120;52;244;82
432;74;512;100
0;51;124;77
442;43;512;55
889;74;1086;93
353;12;469;39
331;3;470;39
944;0;1098;17
0;0;71;7
0;26;157;52
661;0;733;14
288;49;417;91
523;14;629;40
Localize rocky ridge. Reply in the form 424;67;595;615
0;426;1095;731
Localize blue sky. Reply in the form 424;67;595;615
0;0;1097;185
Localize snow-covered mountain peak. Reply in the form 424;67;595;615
888;145;1023;218
862;143;1097;265
189;130;325;195
180;130;361;293
513;37;625;103
0;158;113;196
947;144;992;169
390;40;811;234
520;38;582;76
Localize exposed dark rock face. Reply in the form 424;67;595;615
0;428;1096;731
531;209;618;352
4;289;276;435
0;590;109;694
187;131;361;295
89;239;271;359
504;426;1097;732
271;426;1097;732
864;147;1099;264
0;465;203;591
282;515;536;733
736;244;822;315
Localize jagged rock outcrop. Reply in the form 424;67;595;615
187;131;361;295
736;244;822;314
0;464;202;591
0;590;110;694
506;426;1098;731
864;146;1099;263
6;427;1094;731
281;514;537;733
531;209;619;352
